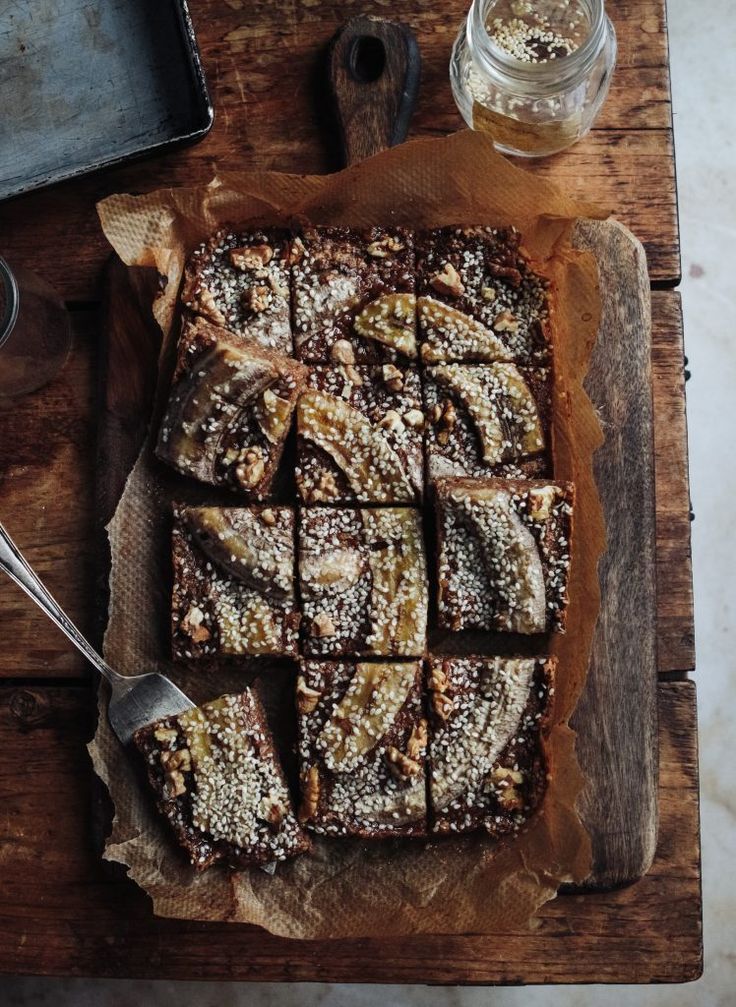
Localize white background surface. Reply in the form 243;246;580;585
3;0;734;1002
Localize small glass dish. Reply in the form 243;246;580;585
0;257;72;397
450;0;617;158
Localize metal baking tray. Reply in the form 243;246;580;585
0;0;213;202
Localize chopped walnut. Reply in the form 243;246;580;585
235;447;265;490
406;718;428;760
430;403;443;424
432;691;454;722
296;677;322;715
309;470;339;503
367;235;405;258
344;364;364;386
528;486;557;522
378;409;405;434
161;747;192;798
481;286;497;302
436;400;457;445
299;765;320;822
310;612;336;638
493;309;520;333
403;408;425;429
259;794;286;831
153;725;178;745
430;262;465;298
385;745;422;782
259;508;277;526
243;284;272;314
490;767;526;811
330;339;356;365
381;363;404;391
193;287;226;326
230;244;274;271
286;236;306;266
181;605;211;643
429;665;449;692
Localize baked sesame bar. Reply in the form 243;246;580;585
298;507;428;657
181;227;292;354
172;505;300;659
435;477;573;634
296;660;428;838
134;691;310;870
423;363;552;482
156;317;307;498
416;226;552;366
296;365;424;504
291;226;416;364
426;656;554;837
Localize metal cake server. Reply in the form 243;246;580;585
0;520;194;743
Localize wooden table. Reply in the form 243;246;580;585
0;0;701;985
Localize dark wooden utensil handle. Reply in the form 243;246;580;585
328;15;420;166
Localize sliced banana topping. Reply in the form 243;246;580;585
253;387;293;444
354;293;417;357
184;507;293;597
430;658;536;811
317;662;417;773
158;345;274;480
451;487;546;634
299;547;366;596
298;389;414;502
418;297;513;363
431;363;544;464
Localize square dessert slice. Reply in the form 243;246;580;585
296;364;424;504
157;316;307;497
426;656;554;837
133;691;310;870
172;505;300;659
296;660;428;837
298;507;428;657
181;226;292;354
291;226;416;364
416;226;552;366
423;363;552;482
435;477;573;634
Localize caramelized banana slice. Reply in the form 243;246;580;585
299;547;366;596
453;487;546;634
419;297;513;363
363;509;428;654
429;658;536;811
184;507;293;597
432;363;544;464
298;389;413;502
253;387;293;444
318;662;418;773
354;293;417;357
158;345;274;481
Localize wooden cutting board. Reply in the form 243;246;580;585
96;17;657;892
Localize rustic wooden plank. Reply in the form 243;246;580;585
0;0;678;299
0;680;701;983
571;219;658;887
652;291;696;672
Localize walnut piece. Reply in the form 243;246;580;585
493;309;520;333
181;605;211;643
367;235;405;258
299;765;320;822
403;408;425;429
378;409;405;434
481;286;497;302
436;400;457;445
309;469;339;503
432;692;454;722
528;486;557;522
230;244;274;271
235;447;266;490
406;718;428;760
259;508;277;526
311;612;336;638
193;287;226;326
344;364;364;386
330;339;356;365
430;263;465;298
296;677;322;715
286;236;306;266
381;363;404;391
161;747;192;798
491;766;525;811
385;745;422;782
153;725;178;745
243;284;272;314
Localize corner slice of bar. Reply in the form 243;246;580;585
426;656;554;837
416;226;552;366
298;507;428;657
134;691;310;870
296;365;424;504
423;363;552;482
181;226;292;353
296;660;428;837
172;505;300;659
291;226;416;364
435;477;573;634
157;316;307;497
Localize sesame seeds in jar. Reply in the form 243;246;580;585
450;0;617;157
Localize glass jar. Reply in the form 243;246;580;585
450;0;617;157
0;257;72;397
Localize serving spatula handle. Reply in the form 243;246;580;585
328;15;421;166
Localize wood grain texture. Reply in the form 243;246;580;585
0;294;694;680
0;681;701;983
0;0;679;297
572;219;658;887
